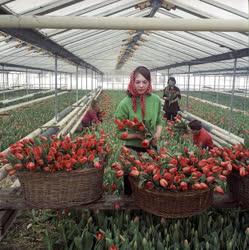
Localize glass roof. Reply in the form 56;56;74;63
0;0;248;75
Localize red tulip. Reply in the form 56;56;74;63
121;132;128;140
141;139;150;148
214;186;224;194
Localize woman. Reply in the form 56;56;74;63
81;100;101;128
163;77;181;121
188;120;214;150
115;66;162;195
115;66;162;152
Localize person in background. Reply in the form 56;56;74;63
163;77;181;121
188;119;214;149
115;66;162;153
81;100;101;128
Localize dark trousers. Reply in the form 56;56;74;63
164;112;177;121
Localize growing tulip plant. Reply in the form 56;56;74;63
0;130;111;175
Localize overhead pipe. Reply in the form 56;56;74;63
0;16;248;32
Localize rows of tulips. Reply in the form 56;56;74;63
0;90;88;151
180;96;249;138
182;91;249;112
0;89;38;101
1;208;249;250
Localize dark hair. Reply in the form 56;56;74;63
168;77;176;84
188;120;202;130
133;66;151;82
91;100;98;108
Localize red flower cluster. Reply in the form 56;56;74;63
114;118;153;148
115;117;145;132
210;145;249;177
114;146;233;194
0;132;111;175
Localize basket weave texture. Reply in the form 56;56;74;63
228;171;249;209
129;177;213;218
17;167;104;208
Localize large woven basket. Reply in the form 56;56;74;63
17;167;104;208
129;177;213;218
228;171;249;209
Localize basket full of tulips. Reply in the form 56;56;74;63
113;145;232;218
0;131;111;208
214;144;249;208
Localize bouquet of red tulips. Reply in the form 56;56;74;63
114;117;154;148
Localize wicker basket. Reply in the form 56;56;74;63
17;167;104;208
227;171;249;209
129;177;213;218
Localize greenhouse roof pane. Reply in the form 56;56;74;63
169;0;247;19
5;0;52;13
201;0;248;14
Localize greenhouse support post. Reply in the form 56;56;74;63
186;65;191;110
199;76;201;91
91;69;93;90
76;65;79;102
94;71;97;89
122;74;125;90
223;76;226;91
54;55;58;122
229;57;237;133
38;72;41;89
6;72;9;90
25;68;28;95
50;72;53;90
244;73;249;114
80;72;83;90
217;74;220;104
85;67;88;90
193;75;196;91
2;65;5;99
70;73;72;90
163;73;166;89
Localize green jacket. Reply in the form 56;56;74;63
115;93;162;148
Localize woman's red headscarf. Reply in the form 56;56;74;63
127;67;152;119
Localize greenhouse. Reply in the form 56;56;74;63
0;0;248;249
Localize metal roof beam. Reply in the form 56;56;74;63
0;0;14;5
191;66;249;75
151;49;249;71
22;0;86;15
0;7;102;74
0;62;70;74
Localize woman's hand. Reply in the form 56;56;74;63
122;133;145;140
